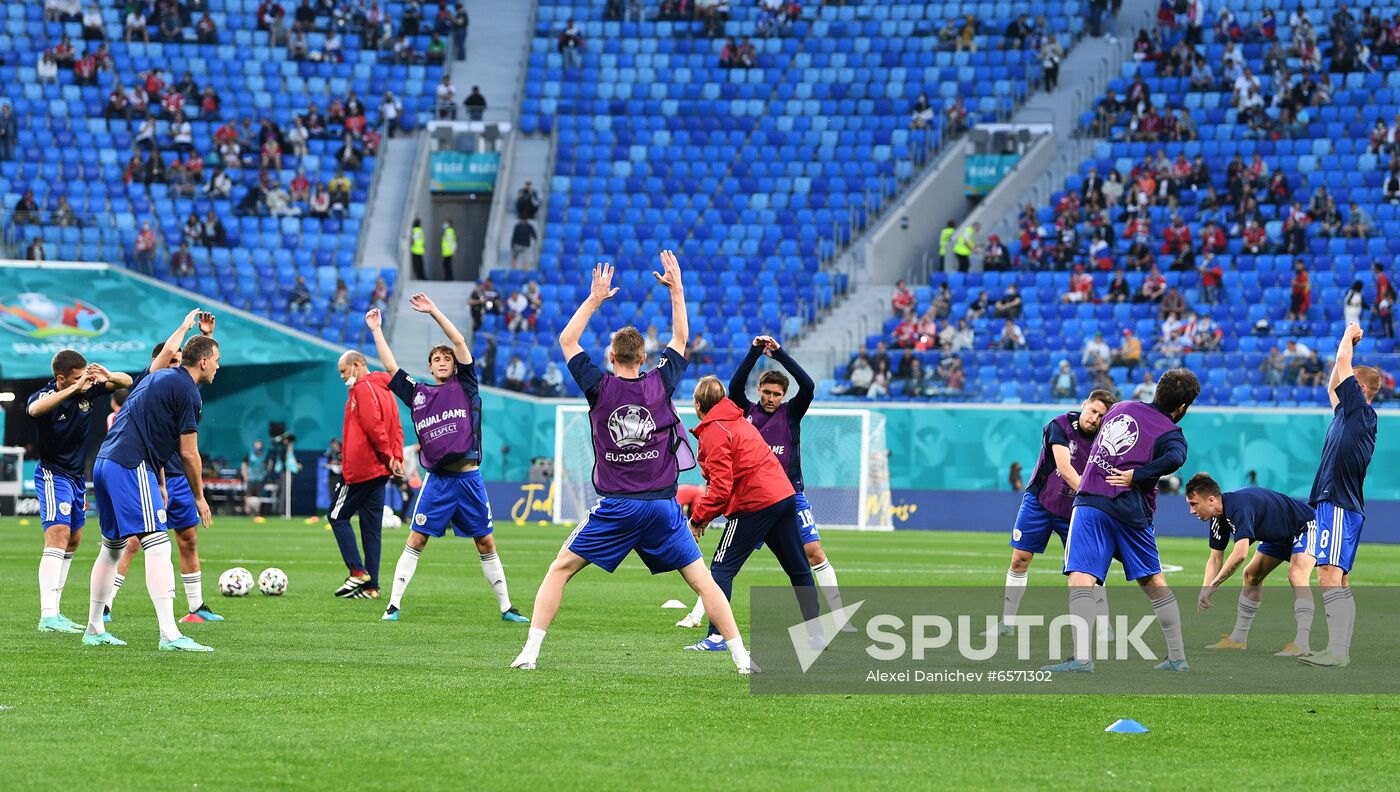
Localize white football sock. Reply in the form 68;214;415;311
39;547;64;618
1002;568;1028;624
687;596;706;622
479;552;512;612
389;545;421;609
725;635;751;669
141;534;181;642
1093;583;1113;650
811;559;845;614
1293;596;1315;649
107;573;126;609
182;571;203;613
1323;587;1355;658
518;626;546;662
87;539;123;634
1068;587;1097;663
59;551;74;611
1229;592;1261;643
1150;591;1186;662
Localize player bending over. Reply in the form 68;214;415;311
28;350;132;633
1045;368;1199;674
676;335;840;630
106;310;224;624
991;389;1114;638
1297;323;1378;668
367;294;528;624
511;254;751;673
82;336;220;651
684;376;821;653
1185;473;1316;656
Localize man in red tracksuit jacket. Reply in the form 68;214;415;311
686;376;819;650
331;350;405;599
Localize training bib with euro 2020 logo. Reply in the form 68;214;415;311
588;367;695;497
1076;402;1179;513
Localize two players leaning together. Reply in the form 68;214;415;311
1000;322;1377;671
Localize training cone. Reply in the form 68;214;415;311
661;599;688;609
1105;719;1150;734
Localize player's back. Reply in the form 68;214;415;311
1076;400;1185;527
99;367;200;471
1310;376;1378;512
1226;487;1314;541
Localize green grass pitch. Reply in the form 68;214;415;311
2;517;1399;790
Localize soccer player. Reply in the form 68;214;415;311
676;334;838;631
331;349;405;599
684;376;821;653
1297;323;1378;668
106;310;224;624
510;254;751;673
991;389;1115;637
28;350;132;633
81;335;221;651
1045;368;1200;673
1185;473;1316;656
366;293;529;623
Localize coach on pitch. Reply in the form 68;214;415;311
331;350;405;599
687;376;819;649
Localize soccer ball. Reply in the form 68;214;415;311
383;505;403;529
258;567;288;596
218;567;255;597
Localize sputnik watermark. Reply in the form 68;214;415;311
790;609;1159;672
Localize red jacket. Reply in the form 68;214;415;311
342;371;404;484
690;398;795;524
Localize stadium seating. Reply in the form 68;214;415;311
833;2;1400;407
0;2;444;349
500;0;1080;395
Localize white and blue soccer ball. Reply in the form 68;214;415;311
219;567;255;597
383;505;403;530
258;567;288;596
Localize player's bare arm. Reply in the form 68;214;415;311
1051;444;1081;492
157;308;202;367
653;250;688;355
26;370;94;417
1199;548;1225;611
1328;322;1362;409
411;292;473;365
179;431;212;528
559;262;618;360
87;363;133;390
365;308;399;376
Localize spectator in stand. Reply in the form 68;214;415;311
992;283;1022;319
840;355;874;396
328;170;352;214
1082;331;1110;366
170;241;194;277
506;290;531;333
955;14;977;53
13;190;40;225
235;179;267;216
158;9;181;42
51;196;76;227
435;75;457;119
1260;346;1285;385
37;52;60;84
1287;260;1311;320
201;210;226;249
1344;280;1367;325
983;234;1010;270
931;282;952;318
1280;338;1312;381
1062;265;1095;303
950;320;975;353
516;181;541;220
289;168;311;203
997;319;1027;350
204;166;232;199
915;308;940;351
558;18;583;68
288;275;312;314
1197;255;1223;304
1049;360;1076;399
1040;33;1064;90
132;220;158;273
1105;270;1130;303
451;3;470;61
892;310;918;348
1242;219;1269;254
125;6;149;43
182;212;203;246
910;92;934;129
510;219;537;268
370;278;390;312
0;104;15;162
1343;201;1373;237
464;86;487;121
306;182;329;218
266;182;299;216
539;361;564;397
1111;329;1142;377
965;290;990;321
502;356;526;393
196;10;218;43
331;280;350;313
689;331;714;364
1004;14;1032;49
719;37;738;68
1159;286;1187;322
1194;314;1222;352
27;236;47;261
891;280;915;315
867;359;892;398
1386;167;1400;204
81;3;104;40
1296;351;1326;387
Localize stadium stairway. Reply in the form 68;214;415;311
386;280;479;360
359;136;420;275
489;134;552;271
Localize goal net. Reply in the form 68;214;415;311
553;405;892;531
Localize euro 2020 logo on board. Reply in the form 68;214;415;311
607;405;656;449
1098;414;1140;457
0;293;110;339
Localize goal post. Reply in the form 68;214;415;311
552;404;892;531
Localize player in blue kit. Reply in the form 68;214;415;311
511;254;750;673
1045;368;1200;674
28;350;132;633
1185;474;1317;656
991;389;1114;638
81;335;220;651
1298;323;1379;668
367;293;528;623
105;310;224;624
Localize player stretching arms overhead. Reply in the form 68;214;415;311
106;310;224;624
1298;323;1378;668
676;334;839;630
1045;369;1200;673
1185;474;1317;656
511;254;751;673
366;293;529;624
82;336;221;651
28;351;132;633
990;390;1115;638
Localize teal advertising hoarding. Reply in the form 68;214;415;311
429;151;500;193
964;153;1020;196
